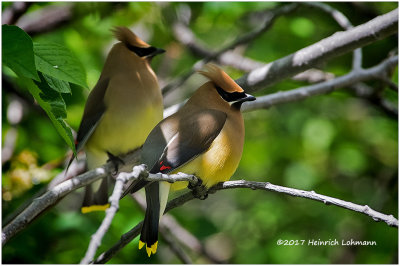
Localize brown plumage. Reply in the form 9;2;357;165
72;27;165;213
112;26;150;48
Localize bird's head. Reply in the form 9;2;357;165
198;63;256;108
112;26;165;59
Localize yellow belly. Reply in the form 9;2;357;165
170;127;243;190
86;103;162;169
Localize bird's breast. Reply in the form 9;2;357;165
86;71;163;161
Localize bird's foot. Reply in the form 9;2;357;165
188;179;208;200
106;152;125;176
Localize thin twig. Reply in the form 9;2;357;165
163;3;298;96
80;165;148;264
209;180;399;227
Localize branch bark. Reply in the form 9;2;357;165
80;165;148;264
93;175;398;263
209;180;399;227
236;8;398;92
241;55;398;112
1;149;140;246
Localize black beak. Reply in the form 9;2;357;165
149;48;165;57
239;93;256;103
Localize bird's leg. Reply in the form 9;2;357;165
106;151;125;176
187;178;209;200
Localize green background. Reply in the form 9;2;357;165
2;2;398;264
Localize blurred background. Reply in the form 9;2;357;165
2;2;398;264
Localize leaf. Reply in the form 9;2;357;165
33;42;88;89
27;72;76;154
2;25;40;81
42;73;71;94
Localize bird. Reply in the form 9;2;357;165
127;63;256;257
71;26;165;214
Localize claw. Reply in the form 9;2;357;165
106;152;124;175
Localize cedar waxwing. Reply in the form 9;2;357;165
72;27;164;213
128;63;256;257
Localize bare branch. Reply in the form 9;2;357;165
209;180;399;227
2;2;32;25
1;149;141;246
302;2;363;70
242;55;398;112
2;165;109;246
80;165;148;264
159;228;193;264
94;173;398;263
16;4;73;36
164;4;297;96
236;9;398;92
350;82;398;118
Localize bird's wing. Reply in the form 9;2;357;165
122;108;227;197
66;78;109;172
145;108;227;174
75;77;109;152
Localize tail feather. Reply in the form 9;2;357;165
81;177;110;213
139;182;171;257
140;182;160;257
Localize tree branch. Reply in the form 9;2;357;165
16;4;74;36
241;55;398;112
93;174;398;263
236;8;398;92
2;165;110;246
1;2;32;25
80;165;148;264
163;3;297;96
1;149;141;246
209;180;399;227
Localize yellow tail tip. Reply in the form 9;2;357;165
151;242;158;254
81;204;110;213
138;240;145;250
139;241;158;257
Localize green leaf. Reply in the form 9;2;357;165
42;73;71;94
27;72;76;154
33;42;88;89
2;25;40;81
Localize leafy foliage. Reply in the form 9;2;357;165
2;25;88;153
2;25;39;81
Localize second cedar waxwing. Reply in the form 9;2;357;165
73;27;164;213
130;63;255;256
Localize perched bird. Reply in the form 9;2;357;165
130;63;256;256
72;27;165;213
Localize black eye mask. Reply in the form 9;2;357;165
215;85;247;102
127;45;163;58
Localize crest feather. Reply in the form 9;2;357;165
112;27;150;48
198;63;244;93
